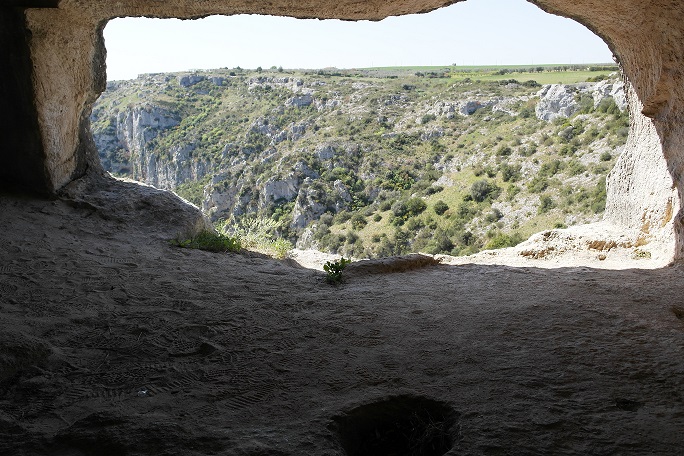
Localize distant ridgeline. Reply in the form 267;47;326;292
91;65;627;258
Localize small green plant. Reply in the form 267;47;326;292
632;249;652;259
324;257;351;284
170;230;241;253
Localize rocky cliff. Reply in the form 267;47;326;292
92;68;629;258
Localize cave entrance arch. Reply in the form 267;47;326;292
94;6;627;260
4;0;683;260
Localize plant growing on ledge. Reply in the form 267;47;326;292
170;230;241;253
324;258;351;284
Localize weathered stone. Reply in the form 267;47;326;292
593;79;627;111
209;76;225;86
286;94;314;108
178;74;206;87
261;175;299;205
315;144;336;161
536;84;579;121
291;179;328;228
460;100;484;116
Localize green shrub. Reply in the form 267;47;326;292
485;232;523;249
346;230;359;244
421;114;437;124
433;200;449;216
319;213;334;226
171;230;241;253
591;179;607;213
485;208;503;223
223;216;292;259
507;184;521;201
425;231;454;254
391;200;408;218
350;213;368;230
500;163;522;182
425;185;444;195
527;176;549;193
539;159;564;177
471;179;500;202
519;144;537;156
405;217;425;231
596;97;620;114
458;231;475;246
538;195;556;214
336;211;352;223
496;145;512;156
566;159;587;176
405;197;428;216
455;201;477;220
324;258;351;284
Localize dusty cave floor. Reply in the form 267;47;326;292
1;191;684;456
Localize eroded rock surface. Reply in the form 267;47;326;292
0;193;683;455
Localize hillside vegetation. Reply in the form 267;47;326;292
91;65;628;258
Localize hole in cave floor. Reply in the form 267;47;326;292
332;395;458;456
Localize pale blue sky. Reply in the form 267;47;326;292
104;0;613;81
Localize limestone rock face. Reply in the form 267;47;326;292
536;84;579;121
93;103;209;190
604;85;678;252
536;81;627;121
116;104;180;150
286;94;314;108
260;175;300;206
315;144;336;161
460;100;485;116
593;79;627;111
292;179;328;229
178;74;206;87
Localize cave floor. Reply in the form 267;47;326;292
1;192;683;455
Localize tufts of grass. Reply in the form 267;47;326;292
170;230;241;253
219;216;293;259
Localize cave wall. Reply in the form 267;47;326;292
4;0;684;257
0;8;50;194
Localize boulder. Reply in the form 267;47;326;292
593;79;627;111
178;74;206;87
286;94;314;108
460;100;485;116
536;84;580;121
261;175;299;205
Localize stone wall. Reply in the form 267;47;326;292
3;0;684;258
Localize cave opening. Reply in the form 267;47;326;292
89;0;674;267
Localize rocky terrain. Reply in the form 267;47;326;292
91;67;629;258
